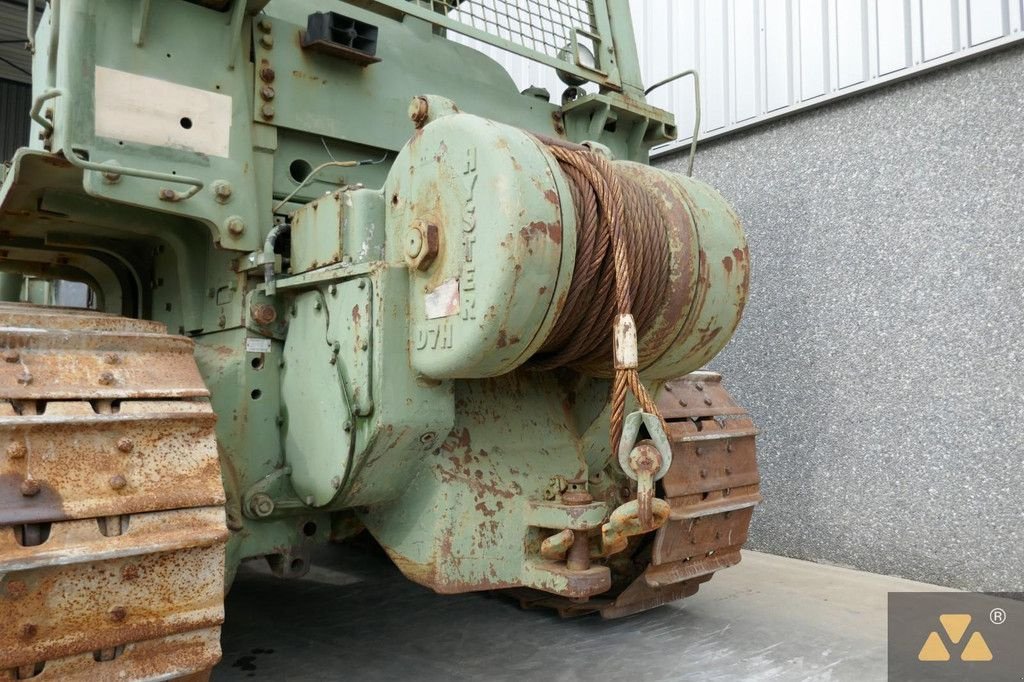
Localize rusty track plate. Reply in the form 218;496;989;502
0;304;227;681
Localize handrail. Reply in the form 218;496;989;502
645;69;701;177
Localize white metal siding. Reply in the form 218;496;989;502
453;0;1024;156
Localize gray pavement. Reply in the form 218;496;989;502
213;544;953;681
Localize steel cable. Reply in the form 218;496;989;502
531;146;672;450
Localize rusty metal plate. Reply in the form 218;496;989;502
662;418;759;498
0;511;226;672
0;303;166;334
1;401;224;525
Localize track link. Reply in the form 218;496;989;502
0;303;227;681
514;371;760;618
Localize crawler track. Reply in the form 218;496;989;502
513;371;760;618
0;303;227;681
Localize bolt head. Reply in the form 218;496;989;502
260;103;275;120
116;437;134;453
158;188;177;201
3;350;19;363
104;353;120;365
20;479;41;497
213;181;233;202
7;441;27;459
226;217;245;236
250;303;277;325
98;370;116;386
109;474;127;490
404;220;440;271
102;171;121;184
260;34;274;49
250;493;275;517
259;66;276;82
260;85;276;101
109;606;127;622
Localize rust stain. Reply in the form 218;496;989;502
351;304;361;324
722;255;733;274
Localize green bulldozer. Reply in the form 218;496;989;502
0;1;758;679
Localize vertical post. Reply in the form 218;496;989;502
605;0;646;97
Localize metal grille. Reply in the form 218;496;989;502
414;0;596;58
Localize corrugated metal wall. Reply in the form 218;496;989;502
0;78;30;162
453;0;1024;154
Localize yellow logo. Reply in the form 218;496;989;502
918;614;993;662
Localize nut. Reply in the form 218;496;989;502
408;96;429;128
260;86;276;101
259;66;276;83
404;220;439;271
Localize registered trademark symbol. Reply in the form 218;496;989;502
990;607;1007;625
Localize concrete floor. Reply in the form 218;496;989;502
213;543;952;681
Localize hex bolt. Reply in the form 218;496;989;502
20;479;40;497
213;181;233;203
260;103;275;120
259;66;276;83
405;220;439;271
226;217;246;236
260;34;274;49
561;483;593;572
249;493;275;518
158;188;177;202
98;371;116;385
109;474;127;490
703;396;713;406
102;170;122;184
109;606;127;622
3;350;19;363
408;96;429;128
7;441;27;459
405;228;424;259
116;437;134;453
260;85;276;101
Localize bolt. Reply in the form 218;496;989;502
109;474;127;490
695;382;705;391
250;303;277;325
226;216;245;236
260;34;274;49
16;371;31;385
696;446;706;456
260;85;276;101
343;421;352;432
213;181;233;203
3;350;19;363
104;353;120;365
408;96;429;128
677;399;688;407
109;606;127;622
699;469;708;478
259;66;276;82
704;396;713;406
5;580;27;598
7;441;26;459
98;371;116;385
21;624;37;639
359;340;368;351
159;188;177;202
357;280;366;290
330;476;341;490
116;437;134;453
725;467;732;475
260;103;275;120
405;228;424;259
257;17;272;33
20;479;40;497
313;300;322;311
102;170;121;184
249;493;275;518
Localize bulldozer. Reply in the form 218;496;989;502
0;1;758;679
